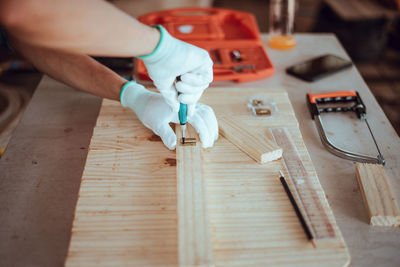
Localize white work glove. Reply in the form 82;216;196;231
120;81;218;150
138;25;213;117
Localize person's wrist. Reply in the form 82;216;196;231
146;26;162;56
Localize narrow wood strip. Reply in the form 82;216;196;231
355;163;400;226
176;124;214;267
218;116;282;163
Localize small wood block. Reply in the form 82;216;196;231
176;125;214;267
355;163;400;226
218;116;282;163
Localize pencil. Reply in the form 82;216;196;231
279;171;313;241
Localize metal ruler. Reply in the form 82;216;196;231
271;127;336;246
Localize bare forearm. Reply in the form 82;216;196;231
10;37;126;100
0;0;160;57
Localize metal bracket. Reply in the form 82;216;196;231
180;138;196;146
255;108;271;116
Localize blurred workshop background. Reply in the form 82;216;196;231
1;0;399;157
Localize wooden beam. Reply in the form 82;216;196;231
355;163;400;226
175;125;214;267
218;116;282;163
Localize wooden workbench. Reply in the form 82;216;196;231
0;34;399;266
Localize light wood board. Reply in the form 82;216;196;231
65;87;350;266
355;163;400;227
218;116;282;163
175;125;214;266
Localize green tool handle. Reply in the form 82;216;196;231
176;76;187;125
179;102;187;125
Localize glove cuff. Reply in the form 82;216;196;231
120;81;136;105
120;81;154;117
137;25;174;63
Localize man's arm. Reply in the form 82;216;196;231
9;37;219;150
0;0;214;118
10;37;126;100
0;0;160;57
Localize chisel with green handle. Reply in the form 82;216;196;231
178;100;187;144
176;76;187;144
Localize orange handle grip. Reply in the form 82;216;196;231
308;91;357;104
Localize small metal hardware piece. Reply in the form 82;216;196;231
231;50;242;62
232;64;255;72
252;99;264;106
180;138;196;146
255;108;272;116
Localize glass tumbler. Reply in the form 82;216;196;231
268;0;297;50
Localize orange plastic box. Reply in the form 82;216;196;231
137;7;274;83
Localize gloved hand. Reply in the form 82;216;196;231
138;25;213;117
120;81;218;150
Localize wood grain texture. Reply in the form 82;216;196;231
219;116;282;163
355;163;400;226
65;87;350;266
176;125;214;267
65;100;178;267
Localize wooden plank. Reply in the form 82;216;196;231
65;88;350;266
219;116;282;163
355;163;400;226
175;125;214;267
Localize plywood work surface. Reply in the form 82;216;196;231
65;87;350;266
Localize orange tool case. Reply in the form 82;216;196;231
136;7;274;83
